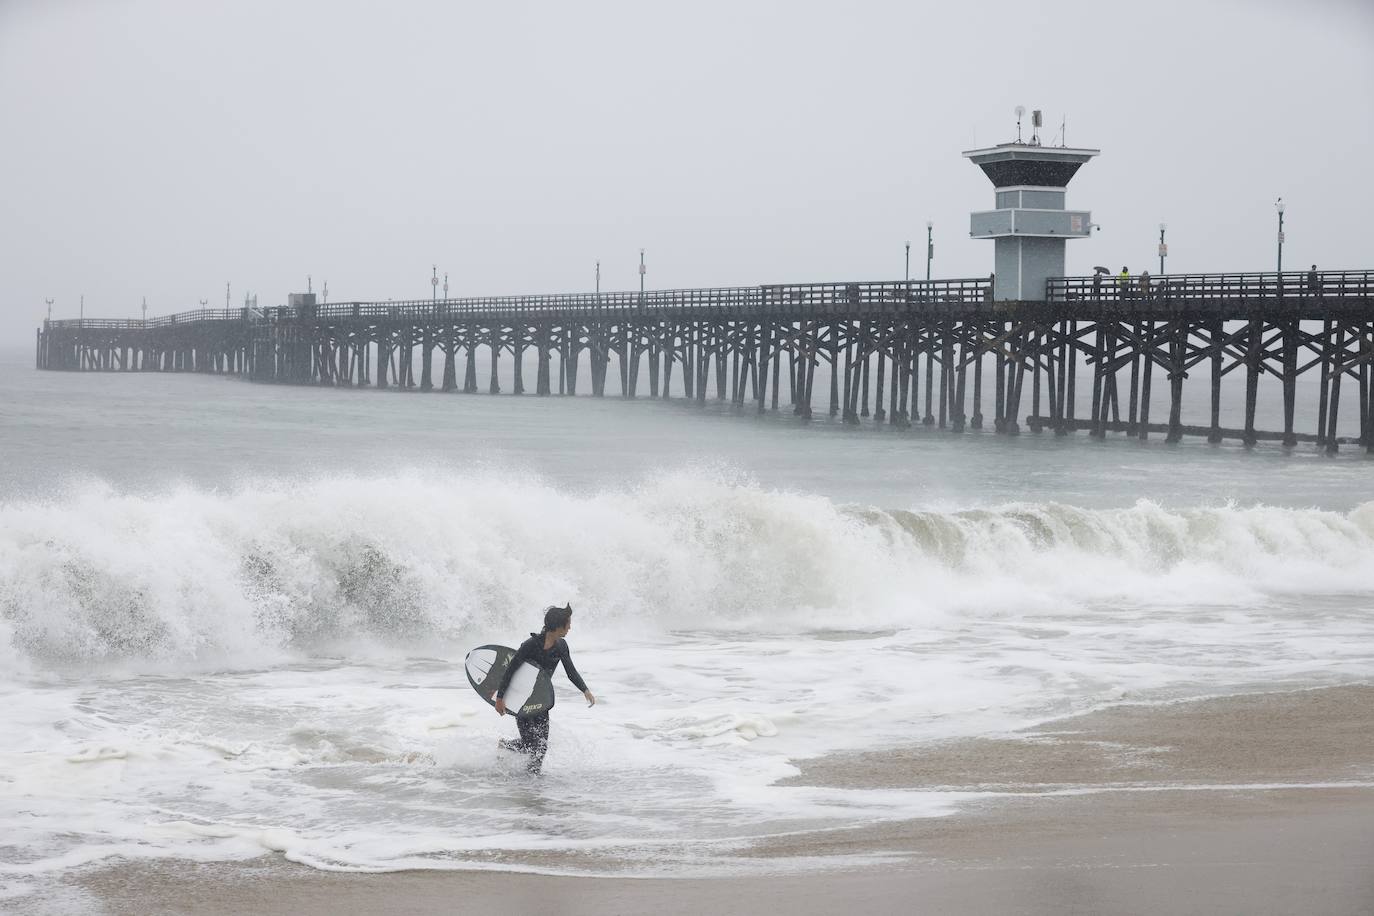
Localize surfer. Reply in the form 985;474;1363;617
494;603;595;774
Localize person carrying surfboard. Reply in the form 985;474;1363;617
493;603;595;774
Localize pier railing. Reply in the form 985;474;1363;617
45;309;250;330
43;278;996;329
1047;269;1374;304
301;277;995;321
43;271;1373;331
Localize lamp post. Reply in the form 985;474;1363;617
1158;223;1167;275
442;273;447;302
141;297;147;325
46;298;53;322
431;264;438;304
904;240;911;283
80;295;84;321
1275;198;1285;273
925;221;934;282
596;260;601;296
638;249;645;299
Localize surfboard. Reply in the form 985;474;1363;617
464;644;555;718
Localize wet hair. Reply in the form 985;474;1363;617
542;603;573;634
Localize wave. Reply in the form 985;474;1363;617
2;471;1372;673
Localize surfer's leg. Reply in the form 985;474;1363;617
500;719;529;755
520;713;550;774
512;714;536;761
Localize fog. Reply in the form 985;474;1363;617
2;0;1371;342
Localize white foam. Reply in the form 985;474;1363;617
2;473;1374;892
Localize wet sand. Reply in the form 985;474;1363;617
70;686;1374;915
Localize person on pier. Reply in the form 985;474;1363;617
1092;267;1106;302
1118;266;1131;302
493;604;595;774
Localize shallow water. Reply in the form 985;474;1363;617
1;349;1372;891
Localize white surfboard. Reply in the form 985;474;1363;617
464;645;555;717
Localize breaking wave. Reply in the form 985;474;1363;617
2;470;1372;673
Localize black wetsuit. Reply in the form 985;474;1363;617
495;632;588;773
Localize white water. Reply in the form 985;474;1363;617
2;353;1373;897
3;470;1374;882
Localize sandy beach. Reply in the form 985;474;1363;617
66;685;1374;916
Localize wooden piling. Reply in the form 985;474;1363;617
1207;320;1223;443
1316;319;1333;445
1243;318;1261;445
1166;320;1185;444
938;324;951;429
922;328;935;426
1326;324;1345;454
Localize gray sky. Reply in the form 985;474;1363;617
2;0;1371;344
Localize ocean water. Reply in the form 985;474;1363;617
1;347;1372;898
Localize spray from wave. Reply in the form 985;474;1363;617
2;470;1372;673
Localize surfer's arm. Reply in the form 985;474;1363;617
558;642;589;693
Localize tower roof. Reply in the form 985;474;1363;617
963;144;1100;189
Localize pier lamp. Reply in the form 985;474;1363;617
1275;198;1285;273
639;249;646;298
925;221;934;282
1158;223;1167;275
905;241;911;283
431;265;438;305
46;298;53;322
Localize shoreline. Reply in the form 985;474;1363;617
782;682;1374;793
62;684;1374;915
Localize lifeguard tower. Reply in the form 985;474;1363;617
964;108;1099;301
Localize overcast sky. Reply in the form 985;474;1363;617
2;0;1371;343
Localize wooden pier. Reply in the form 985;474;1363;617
35;270;1374;453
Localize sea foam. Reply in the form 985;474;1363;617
2;470;1371;674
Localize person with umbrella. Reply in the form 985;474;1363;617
1092;266;1110;302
